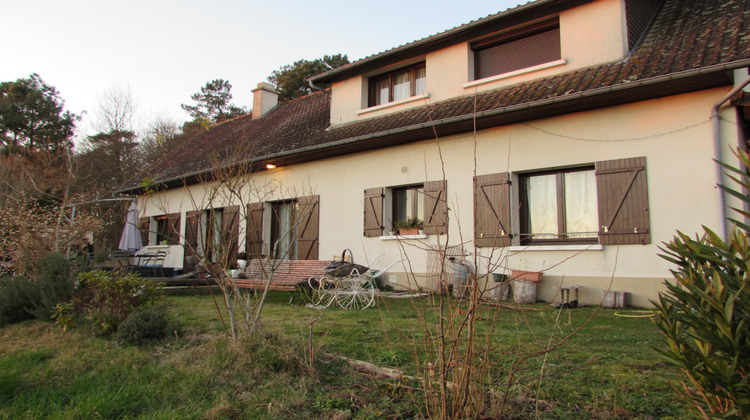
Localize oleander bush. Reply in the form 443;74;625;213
654;150;750;418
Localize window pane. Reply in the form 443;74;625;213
157;217;167;243
392;69;411;101
393;186;424;226
564;170;598;238
372;76;390;106
209;210;223;262
394;189;407;222
272;201;297;259
526;174;558;239
415;66;426;95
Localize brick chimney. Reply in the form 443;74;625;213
252;82;279;119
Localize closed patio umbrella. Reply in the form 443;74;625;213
118;201;143;252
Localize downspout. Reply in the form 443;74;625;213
711;73;750;242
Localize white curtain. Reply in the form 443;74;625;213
393;71;411;101
274;202;297;259
526;174;558;239
415;66;426;96
371;77;390;106
564;170;597;238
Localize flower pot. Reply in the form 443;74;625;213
237;259;247;269
397;227;420;235
510;269;543;282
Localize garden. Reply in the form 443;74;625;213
1;284;687;419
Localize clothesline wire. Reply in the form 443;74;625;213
518;116;731;142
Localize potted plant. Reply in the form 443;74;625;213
236;252;248;269
394;217;423;235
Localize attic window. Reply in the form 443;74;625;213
472;18;561;80
368;62;426;107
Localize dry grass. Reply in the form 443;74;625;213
0;290;687;419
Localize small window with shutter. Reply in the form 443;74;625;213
472;18;561;80
367;62;426;107
155;213;181;245
364;181;447;237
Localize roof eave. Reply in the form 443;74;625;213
120;60;746;196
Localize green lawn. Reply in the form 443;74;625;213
0;290;688;419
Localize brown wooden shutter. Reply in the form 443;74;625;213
474;173;512;247
222;206;240;261
363;187;384;237
246;202;264;258
139;217;150;246
595;157;651;245
185;210;200;253
184;211;200;268
423;180;448;235
296;195;320;260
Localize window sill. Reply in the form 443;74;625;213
463;59;567;89
358;94;430;115
509;244;603;252
380;234;428;240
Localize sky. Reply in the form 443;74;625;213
1;0;524;137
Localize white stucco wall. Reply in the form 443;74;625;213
329;0;627;125
139;86;742;307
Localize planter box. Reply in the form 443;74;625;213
510;270;543;282
397;227;420;235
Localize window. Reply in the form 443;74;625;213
368;62;426;107
271;200;298;259
246;196;319;261
392;185;424;229
155;213;180;245
520;168;598;243
472;19;560;80
184;207;238;263
364;180;447;237
205;208;239;263
474;157;651;247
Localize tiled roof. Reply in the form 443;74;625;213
120;0;750;192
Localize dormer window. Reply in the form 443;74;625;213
472;18;560;80
368;62;426;107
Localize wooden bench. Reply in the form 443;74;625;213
228;259;332;301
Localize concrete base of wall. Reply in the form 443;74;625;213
385;272;670;308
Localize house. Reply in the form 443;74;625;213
119;0;750;307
